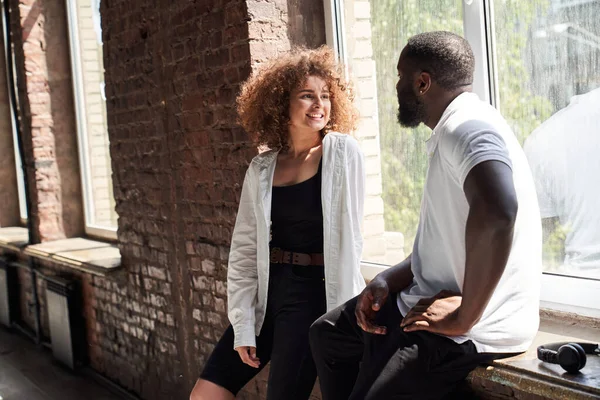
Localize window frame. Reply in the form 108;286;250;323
327;0;600;317
10;101;27;223
65;0;117;241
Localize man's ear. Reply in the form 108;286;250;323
416;71;432;96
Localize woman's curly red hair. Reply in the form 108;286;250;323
237;46;359;150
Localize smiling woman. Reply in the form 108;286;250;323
190;46;366;400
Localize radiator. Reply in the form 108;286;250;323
46;276;85;369
0;257;19;327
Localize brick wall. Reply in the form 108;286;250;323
98;0;257;397
8;0;84;242
99;0;328;398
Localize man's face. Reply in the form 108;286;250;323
396;53;426;128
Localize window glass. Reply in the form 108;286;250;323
494;0;600;279
341;0;464;263
67;0;117;234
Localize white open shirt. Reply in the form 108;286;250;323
227;132;367;349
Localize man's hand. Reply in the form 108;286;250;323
400;290;469;336
355;277;390;335
236;346;260;368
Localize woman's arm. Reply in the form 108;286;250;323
227;166;260;350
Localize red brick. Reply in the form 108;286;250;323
231;43;251;63
225;4;248;26
204;48;230;69
224;24;248;45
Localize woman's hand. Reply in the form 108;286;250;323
235;346;260;368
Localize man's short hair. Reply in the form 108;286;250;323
404;31;474;90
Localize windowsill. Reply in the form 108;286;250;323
0;227;121;276
467;326;600;398
84;226;118;243
23;237;121;276
360;261;388;282
0;227;29;251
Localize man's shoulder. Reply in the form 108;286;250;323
439;101;511;150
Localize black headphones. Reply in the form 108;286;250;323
537;342;599;373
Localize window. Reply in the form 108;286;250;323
66;0;117;239
327;0;600;317
1;8;28;222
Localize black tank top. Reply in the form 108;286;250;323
270;159;324;253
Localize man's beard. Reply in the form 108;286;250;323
397;90;426;128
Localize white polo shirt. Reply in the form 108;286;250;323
398;92;542;353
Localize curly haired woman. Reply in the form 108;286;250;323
190;46;366;400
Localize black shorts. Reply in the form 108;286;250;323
200;263;326;399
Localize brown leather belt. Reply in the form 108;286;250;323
270;247;324;266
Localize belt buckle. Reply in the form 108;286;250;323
270;247;282;264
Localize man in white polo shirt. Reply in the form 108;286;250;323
310;31;542;400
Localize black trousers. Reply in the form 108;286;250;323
309;293;504;400
200;263;326;400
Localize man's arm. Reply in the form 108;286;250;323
355;255;413;334
458;159;518;331
401;161;519;336
376;254;414;293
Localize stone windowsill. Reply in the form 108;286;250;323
467;326;600;399
0;226;29;252
0;227;121;277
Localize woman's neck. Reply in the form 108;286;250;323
285;130;322;158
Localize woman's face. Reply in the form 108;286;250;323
288;75;331;135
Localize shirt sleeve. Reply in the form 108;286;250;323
227;166;259;349
439;120;513;187
345;137;366;263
